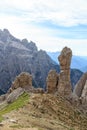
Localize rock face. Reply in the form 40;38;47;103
72;72;87;105
81;80;87;104
58;47;72;96
73;73;87;97
46;70;59;93
8;72;33;93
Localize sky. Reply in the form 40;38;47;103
0;0;87;56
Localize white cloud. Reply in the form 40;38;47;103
0;0;87;56
0;0;87;26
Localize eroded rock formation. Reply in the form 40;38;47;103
8;72;45;95
46;47;72;96
8;72;33;93
0;72;45;104
46;70;59;93
58;47;72;96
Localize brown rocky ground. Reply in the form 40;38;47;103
0;93;87;130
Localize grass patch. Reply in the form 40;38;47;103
0;92;29;122
10;124;23;128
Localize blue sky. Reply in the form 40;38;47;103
0;0;87;55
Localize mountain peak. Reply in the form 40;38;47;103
3;29;10;34
0;29;20;43
0;28;10;36
22;38;28;44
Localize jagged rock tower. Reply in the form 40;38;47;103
58;47;72;96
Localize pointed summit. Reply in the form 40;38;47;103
0;29;20;43
3;29;10;34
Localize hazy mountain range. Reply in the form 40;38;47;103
47;52;87;72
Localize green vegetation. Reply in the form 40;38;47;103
10;124;23;128
0;92;29;122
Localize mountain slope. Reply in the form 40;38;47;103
47;51;87;72
71;69;83;89
0;89;5;95
0;29;59;93
0;93;87;130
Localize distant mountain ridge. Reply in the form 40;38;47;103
47;51;87;72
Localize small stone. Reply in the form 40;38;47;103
0;123;4;127
9;119;17;123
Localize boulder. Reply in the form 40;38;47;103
46;70;59;93
0;94;7;102
6;87;24;103
58;47;72;96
